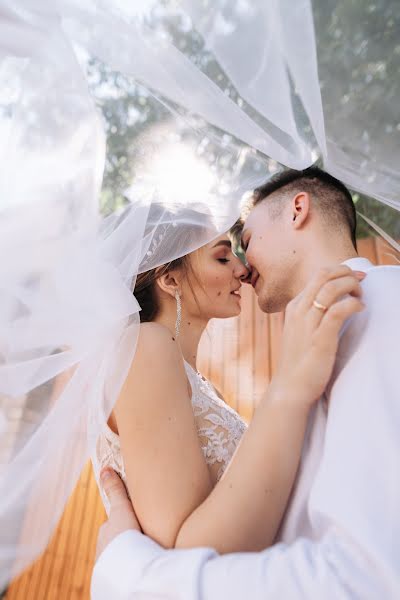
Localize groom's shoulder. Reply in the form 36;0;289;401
337;264;399;362
361;263;400;303
362;262;400;277
352;263;399;330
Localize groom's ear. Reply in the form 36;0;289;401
291;192;310;229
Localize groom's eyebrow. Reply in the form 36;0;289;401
240;231;249;250
213;240;232;248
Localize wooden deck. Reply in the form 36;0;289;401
5;237;397;599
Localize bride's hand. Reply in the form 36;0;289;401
270;265;366;409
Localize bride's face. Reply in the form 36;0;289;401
181;234;249;320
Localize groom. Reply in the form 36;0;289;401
91;167;400;599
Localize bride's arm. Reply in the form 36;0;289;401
174;384;308;552
113;321;213;549
115;320;305;554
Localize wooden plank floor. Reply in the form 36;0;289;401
5;238;396;599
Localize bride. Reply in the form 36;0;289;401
92;223;364;554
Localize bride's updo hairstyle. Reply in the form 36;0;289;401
134;257;194;323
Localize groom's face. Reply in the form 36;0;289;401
242;201;296;313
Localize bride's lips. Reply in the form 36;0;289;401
231;287;241;298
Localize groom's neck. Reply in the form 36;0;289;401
294;241;359;300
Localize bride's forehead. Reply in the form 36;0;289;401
205;233;230;248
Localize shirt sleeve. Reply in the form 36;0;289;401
91;530;218;600
91;268;400;600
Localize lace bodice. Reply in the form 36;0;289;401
92;361;247;514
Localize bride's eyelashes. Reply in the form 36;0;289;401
217;258;230;264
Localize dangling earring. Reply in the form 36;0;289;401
174;291;182;340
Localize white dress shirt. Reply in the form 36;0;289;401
92;258;400;599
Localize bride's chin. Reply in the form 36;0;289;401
210;307;241;319
225;306;242;317
209;297;242;319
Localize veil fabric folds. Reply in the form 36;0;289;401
0;0;399;587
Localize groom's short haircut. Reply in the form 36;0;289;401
252;167;357;249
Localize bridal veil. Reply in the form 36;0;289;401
0;0;398;587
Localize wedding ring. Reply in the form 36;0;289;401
312;299;328;312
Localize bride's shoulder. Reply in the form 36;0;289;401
116;322;187;412
135;322;183;368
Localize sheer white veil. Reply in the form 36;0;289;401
1;0;399;587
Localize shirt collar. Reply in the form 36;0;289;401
342;256;374;272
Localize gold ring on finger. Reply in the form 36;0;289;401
312;299;328;313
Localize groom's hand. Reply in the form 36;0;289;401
95;468;142;561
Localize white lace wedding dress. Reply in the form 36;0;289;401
92;360;248;514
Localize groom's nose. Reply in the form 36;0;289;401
240;261;253;284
